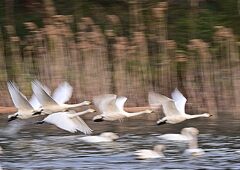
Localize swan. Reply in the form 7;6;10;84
36;109;95;134
7;81;43;121
183;127;205;156
148;88;212;125
31;80;91;115
134;145;165;159
158;127;196;141
79;132;119;143
92;94;153;122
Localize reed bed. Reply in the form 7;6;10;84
0;1;239;117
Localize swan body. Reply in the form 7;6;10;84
36;109;95;134
31;80;91;115
93;94;153;122
134;145;165;159
158;134;190;141
158;127;197;141
79;132;119;143
7;81;43;121
148;88;212;125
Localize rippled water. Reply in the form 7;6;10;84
0;114;240;169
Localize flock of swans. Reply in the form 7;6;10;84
2;80;213;159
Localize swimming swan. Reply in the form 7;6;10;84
36;109;95;134
148;88;212;125
92;94;153;122
79;132;119;143
134;145;165;159
7;81;43;121
31;80;91;115
158;127;196;141
183;127;205;156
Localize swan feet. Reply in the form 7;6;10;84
157;119;167;125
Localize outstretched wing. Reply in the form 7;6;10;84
31;80;58;106
93;94;117;113
29;84;51;109
52;81;73;104
115;96;127;112
7;81;33;110
148;91;182;117
43;112;92;134
171;88;187;114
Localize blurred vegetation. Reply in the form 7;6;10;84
0;0;240;117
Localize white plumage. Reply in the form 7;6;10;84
134;145;165;159
79;132;119;143
7;81;42;121
39;109;95;134
93;94;153;122
31;80;91;115
148;88;212;125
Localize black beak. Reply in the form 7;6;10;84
32;111;42;116
8;115;18;122
156;120;167;126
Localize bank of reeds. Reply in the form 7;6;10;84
0;1;239;117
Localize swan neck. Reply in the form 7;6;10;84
186;113;207;119
125;110;148;117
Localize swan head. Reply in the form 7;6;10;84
100;132;119;140
87;109;96;113
153;145;165;154
83;101;91;105
8;113;18;122
202;113;212;117
93;115;104;122
181;127;199;139
145;109;153;114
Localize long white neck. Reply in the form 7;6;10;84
69;109;92;118
123;110;149;117
188;136;199;149
64;102;88;108
185;113;208;120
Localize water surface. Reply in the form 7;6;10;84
0;115;239;169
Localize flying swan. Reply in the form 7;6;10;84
148;88;212;125
92;94;153;122
31;80;91;115
36;109;95;134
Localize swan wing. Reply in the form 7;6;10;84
71;116;93;135
29;85;51;109
43;112;79;133
162;100;183;117
93;94;117;113
7;81;33;110
52;81;73;104
32;80;58;106
148;91;171;109
171;88;187;114
115;96;127;112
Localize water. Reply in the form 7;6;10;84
0;115;239;169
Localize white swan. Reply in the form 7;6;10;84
92;94;153;122
7;81;43;121
182;127;205;156
134;145;165;159
31;80;91;115
36;109;95;134
79;132;119;143
148;88;212;125
158;127;196;141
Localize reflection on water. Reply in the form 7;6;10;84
0;115;240;169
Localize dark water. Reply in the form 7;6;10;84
0;115;239;170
